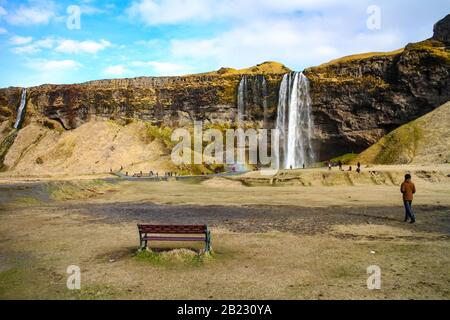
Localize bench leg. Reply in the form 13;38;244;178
205;231;212;253
138;234;148;252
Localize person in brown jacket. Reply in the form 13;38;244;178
401;174;416;223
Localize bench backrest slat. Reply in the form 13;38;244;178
138;224;207;234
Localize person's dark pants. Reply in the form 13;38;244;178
403;200;416;222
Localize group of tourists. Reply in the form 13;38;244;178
327;160;362;173
124;170;180;178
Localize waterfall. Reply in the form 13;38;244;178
14;89;27;129
275;72;315;169
237;76;248;125
261;76;268;128
236;75;268;127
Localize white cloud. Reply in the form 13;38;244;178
130;60;193;76
5;0;56;26
10;36;33;45
125;0;447;73
11;37;55;55
126;0;345;26
0;27;7;34
22;59;82;86
10;37;112;56
26;59;81;72
104;65;131;76
0;6;7;16
169;18;402;71
163;1;409;71
127;0;212;25
55;39;111;54
79;5;107;15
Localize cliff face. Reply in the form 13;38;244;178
304;16;450;159
0;16;449;164
0;62;287;131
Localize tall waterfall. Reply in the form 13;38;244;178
275;72;315;169
14;88;27;129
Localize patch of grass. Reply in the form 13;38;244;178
71;284;121;300
0;266;66;299
0;268;22;298
318;48;404;68
328;264;361;280
0;129;17;169
374;123;422;164
50;138;76;159
355;119;423;165
407;40;450;64
198;61;290;76
10;196;44;206
46;180;117;201
134;249;213;268
145;123;174;149
0;106;13;118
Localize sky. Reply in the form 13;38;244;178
0;0;448;87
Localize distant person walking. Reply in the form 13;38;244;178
401;174;416;224
338;160;343;171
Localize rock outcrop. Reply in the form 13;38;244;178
433;13;450;43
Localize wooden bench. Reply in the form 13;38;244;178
137;224;211;253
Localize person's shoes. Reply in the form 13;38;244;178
404;219;408;222
410;220;416;224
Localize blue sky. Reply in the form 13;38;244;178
0;0;448;87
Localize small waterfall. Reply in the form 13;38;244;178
236;75;268;127
275;72;315;169
237;76;248;125
14;88;27;129
261;76;268;128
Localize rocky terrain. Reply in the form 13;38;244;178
0;15;449;173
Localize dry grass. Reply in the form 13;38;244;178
317;48;404;68
195;61;290;77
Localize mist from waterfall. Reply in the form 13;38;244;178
14;88;27;129
275;72;315;169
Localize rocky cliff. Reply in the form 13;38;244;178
0;15;449;166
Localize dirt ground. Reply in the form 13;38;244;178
0;166;449;300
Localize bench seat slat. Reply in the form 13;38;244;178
138;224;207;234
143;236;206;241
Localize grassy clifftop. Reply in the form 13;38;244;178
196;61;291;76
